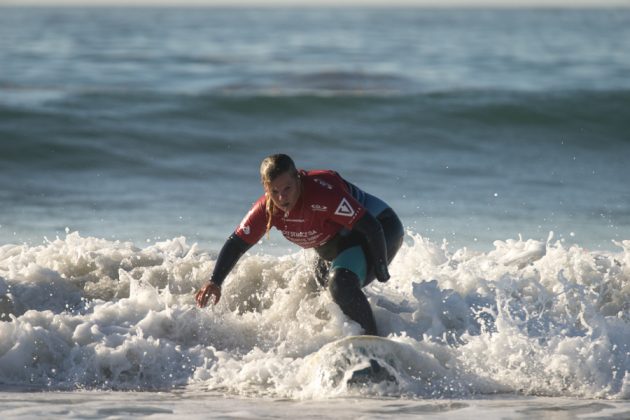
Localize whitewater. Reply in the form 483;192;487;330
1;230;628;412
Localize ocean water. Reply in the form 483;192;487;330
1;6;629;418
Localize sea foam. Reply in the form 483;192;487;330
0;232;628;399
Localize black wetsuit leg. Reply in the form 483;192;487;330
315;207;404;336
314;257;331;288
328;268;378;335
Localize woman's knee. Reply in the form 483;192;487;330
327;268;361;305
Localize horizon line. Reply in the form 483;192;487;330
3;0;630;8
3;4;630;8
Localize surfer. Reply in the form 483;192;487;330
195;154;404;336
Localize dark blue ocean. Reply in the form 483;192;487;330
1;7;628;251
1;8;630;416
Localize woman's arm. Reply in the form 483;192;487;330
352;212;390;282
195;233;253;307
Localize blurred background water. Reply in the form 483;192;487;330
1;7;629;250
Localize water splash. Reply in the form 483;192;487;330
0;232;628;399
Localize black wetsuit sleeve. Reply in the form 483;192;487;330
353;212;391;282
210;233;254;287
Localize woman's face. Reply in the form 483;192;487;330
266;171;300;214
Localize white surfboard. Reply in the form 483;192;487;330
300;335;445;389
298;335;449;393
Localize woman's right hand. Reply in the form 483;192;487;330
195;282;222;307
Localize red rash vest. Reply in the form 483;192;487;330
234;170;366;248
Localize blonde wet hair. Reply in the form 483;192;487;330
260;154;299;235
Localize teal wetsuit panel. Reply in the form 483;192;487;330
330;245;367;286
363;193;389;217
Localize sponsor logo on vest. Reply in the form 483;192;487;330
283;218;305;223
241;225;250;235
283;230;318;238
311;204;328;212
282;230;325;247
314;178;333;190
334;198;355;217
